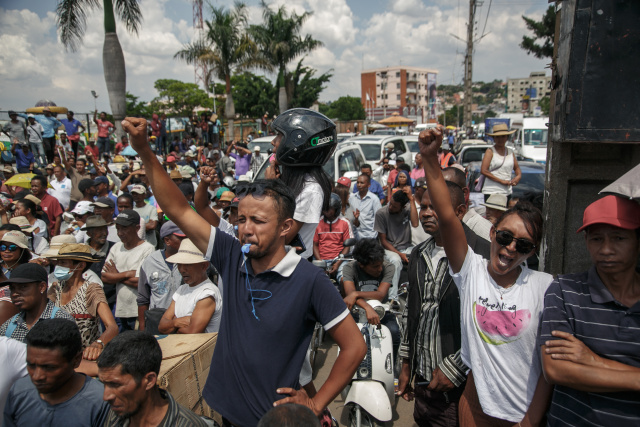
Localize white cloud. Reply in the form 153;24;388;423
0;0;550;113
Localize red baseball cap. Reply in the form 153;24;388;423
337;177;351;187
577;195;640;232
166;156;176;163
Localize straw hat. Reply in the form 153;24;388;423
54;243;99;263
165;239;208;264
169;170;183;180
486;123;516;137
0;231;30;250
483;194;508;211
42;235;77;258
23;194;41;206
9;216;38;233
219;191;235;203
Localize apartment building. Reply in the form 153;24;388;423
506;71;552;114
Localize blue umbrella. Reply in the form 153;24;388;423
120;146;138;156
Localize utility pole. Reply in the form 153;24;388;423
463;0;477;130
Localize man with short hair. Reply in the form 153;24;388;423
101;210;155;331
442;166;492;242
18;107;61;163
397;183;490;426
131;184;158;248
94;175;117;211
84;139;100;159
374;189;419;301
99;331;212;426
226;141;251;178
348;174;382;240
31;175;63;236
258;404;320;427
93;111;114;156
2;111;27;144
351;163;385;202
59;146;94;209
114;135;129;156
11;143;35;173
59;111;85;155
137;221;186;333
24;114;46;166
312;194;352;277
123;114;366;426
78;178;97;203
3;318;110;426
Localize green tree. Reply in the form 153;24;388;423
175;2;263;136
231;72;277;118
150;79;213;117
250;1;323;113
287;60;332;109
520;6;556;59
56;0;143;139
538;96;550;116
438;105;463;127
125;91;152;117
320;96;365;121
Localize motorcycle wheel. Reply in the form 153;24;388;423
348;404;386;427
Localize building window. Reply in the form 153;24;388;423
397;94;400;100
396;83;400;89
395;72;400;78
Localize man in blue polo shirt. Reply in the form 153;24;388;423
123;115;366;427
60;111;85;155
539;195;640;427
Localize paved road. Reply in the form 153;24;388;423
313;336;418;427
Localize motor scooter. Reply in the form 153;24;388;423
341;299;395;426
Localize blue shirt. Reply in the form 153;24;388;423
3;375;110;427
538;267;640;427
352;178;385;201
202;227;348;426
60;118;83;136
18;114;62;138
14;150;35;169
348;190;382;239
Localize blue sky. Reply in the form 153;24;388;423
0;0;551;113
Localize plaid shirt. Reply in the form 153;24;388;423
0;300;74;342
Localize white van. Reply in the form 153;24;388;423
411;123;438;135
514;117;548;163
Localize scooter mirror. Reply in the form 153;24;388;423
343;238;356;248
312;260;327;269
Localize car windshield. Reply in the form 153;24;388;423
405;140;419;152
523;129;548;146
358;144;381;161
516;170;545;193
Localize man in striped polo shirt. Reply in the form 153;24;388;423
539;195;640;427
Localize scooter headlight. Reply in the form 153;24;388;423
385;354;393;374
374;306;386;319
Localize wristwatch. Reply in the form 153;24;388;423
95;340;104;348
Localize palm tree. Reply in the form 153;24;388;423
175;2;262;141
250;1;323;113
56;0;142;138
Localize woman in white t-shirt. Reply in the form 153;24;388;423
420;126;553;426
158;239;222;334
480;123;522;202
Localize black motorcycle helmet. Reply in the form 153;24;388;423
271;108;337;167
327;192;342;214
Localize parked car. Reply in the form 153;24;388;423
458;144;493;168
349;135;414;167
402;135;420;163
253;141;366;186
247;135;275;155
453;138;486;155
466;160;545;209
372;129;397;136
337;132;356;143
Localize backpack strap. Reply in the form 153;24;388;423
4;314;20;337
50;306;60;319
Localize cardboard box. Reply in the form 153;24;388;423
157;333;219;422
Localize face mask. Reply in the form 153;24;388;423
53;265;76;282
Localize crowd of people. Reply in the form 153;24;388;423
0;106;638;427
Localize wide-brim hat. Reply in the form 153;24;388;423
43;235;77;258
9;216;38;233
81;215;112;230
483;194;508;211
165;239;208;264
577;195;640;233
486;123;516;136
219;191;235;202
54;243;99;263
0;230;30;250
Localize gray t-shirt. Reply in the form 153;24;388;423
374;204;412;251
3;121;26;144
3;375;109;426
342;260;395;302
137;250;183;310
